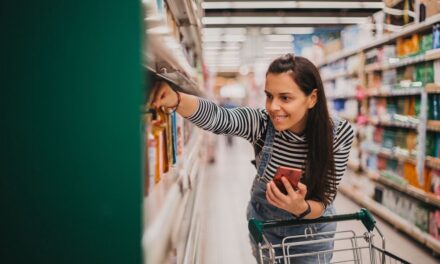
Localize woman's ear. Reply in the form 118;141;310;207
308;89;318;109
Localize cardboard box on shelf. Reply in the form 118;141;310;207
384;0;402;8
421;0;440;17
324;39;342;57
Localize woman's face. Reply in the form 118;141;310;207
265;72;317;134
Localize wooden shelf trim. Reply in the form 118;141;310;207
364;53;427;72
362;147;417;164
322;70;358;82
367;88;422;97
426;83;440;94
328;94;357;100
368;119;418;129
371;174;440;208
427;120;440;132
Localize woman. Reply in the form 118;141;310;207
152;54;354;263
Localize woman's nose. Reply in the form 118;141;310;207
268;99;281;111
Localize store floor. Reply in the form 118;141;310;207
198;136;439;264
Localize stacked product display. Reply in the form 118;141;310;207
320;11;440;254
142;1;207;263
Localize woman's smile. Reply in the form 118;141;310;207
271;114;289;123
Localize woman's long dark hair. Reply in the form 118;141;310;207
267;54;335;206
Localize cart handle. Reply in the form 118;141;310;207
249;208;376;244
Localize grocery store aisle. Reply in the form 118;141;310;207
198;135;439;264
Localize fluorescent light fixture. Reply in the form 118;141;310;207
204;52;241;57
206;60;240;63
206;64;241;68
264;46;293;51
202;1;384;9
203;42;240;47
205;54;241;58
203;34;246;42
202;17;368;25
203;46;222;50
265;34;293;42
261;27;314;35
264;50;292;55
203;46;241;51
202;27;247;35
204;53;241;57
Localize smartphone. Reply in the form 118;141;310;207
273;166;302;194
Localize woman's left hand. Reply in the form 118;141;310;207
266;177;309;215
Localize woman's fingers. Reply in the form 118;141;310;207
269;181;287;204
152;82;175;108
281;177;295;195
266;182;284;206
297;182;307;197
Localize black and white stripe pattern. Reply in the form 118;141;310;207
188;98;354;203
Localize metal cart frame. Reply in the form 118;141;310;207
248;208;410;264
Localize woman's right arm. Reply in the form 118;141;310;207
151;81;265;141
152;81;199;118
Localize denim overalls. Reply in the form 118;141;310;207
246;120;339;263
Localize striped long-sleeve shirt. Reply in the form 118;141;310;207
187;98;354;204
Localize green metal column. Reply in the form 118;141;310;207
1;1;143;263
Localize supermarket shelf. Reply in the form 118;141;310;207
426;83;440;94
367;87;422;97
367;171;440;208
339;183;440;254
318;13;440;67
146;66;202;96
368;119;419;130
322;70;357;82
146;15;198;87
364;49;440;73
427;120;440;132
426;156;440;170
362;147;417;165
165;0;202;62
425;48;440;61
143;131;204;264
327;94;357;100
181;162;205;264
385;0;404;8
364;53;426;72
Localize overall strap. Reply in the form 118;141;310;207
256;120;276;178
332;116;341;135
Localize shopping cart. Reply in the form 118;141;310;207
248;208;410;264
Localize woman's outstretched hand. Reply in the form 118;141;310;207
151;82;179;109
266;177;309;216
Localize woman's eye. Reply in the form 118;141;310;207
266;94;273;100
280;96;290;101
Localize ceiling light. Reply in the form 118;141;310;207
202;28;247;35
265;35;293;42
202;17;368;25
202;34;246;42
274;27;315;35
264;46;293;50
264;50;292;55
202;1;384;9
